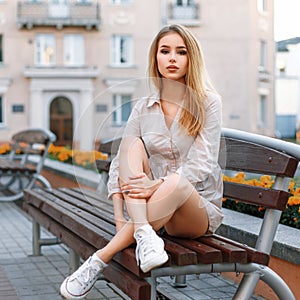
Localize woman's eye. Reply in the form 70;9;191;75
160;49;169;54
178;50;187;55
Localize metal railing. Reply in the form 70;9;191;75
17;1;101;30
168;3;199;20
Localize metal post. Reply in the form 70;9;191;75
69;249;80;274
174;275;187;287
32;220;41;256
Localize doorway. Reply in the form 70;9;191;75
50;96;73;146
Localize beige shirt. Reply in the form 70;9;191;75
108;92;223;233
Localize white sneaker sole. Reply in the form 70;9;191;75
60;276;90;300
140;251;169;273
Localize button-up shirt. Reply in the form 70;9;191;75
108;91;223;233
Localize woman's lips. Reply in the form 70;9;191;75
167;65;179;70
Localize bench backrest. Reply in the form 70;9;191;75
220;128;300;255
9;128;57;173
219;136;298;210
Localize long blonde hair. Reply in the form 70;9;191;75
148;24;215;136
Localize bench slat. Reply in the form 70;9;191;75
219;137;299;177
25;189;114;246
60;188;114;215
223;181;290;211
0;159;36;174
47;189;116;230
96;160;111;173
99;137;121;155
164;235;223;264
103;258;151;300
198;236;248;263
163;238;197;266
212;235;269;265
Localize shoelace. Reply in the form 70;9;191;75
135;232;157;265
72;261;101;287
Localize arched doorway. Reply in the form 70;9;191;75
50;96;73;146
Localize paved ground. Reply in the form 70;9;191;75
0;200;264;300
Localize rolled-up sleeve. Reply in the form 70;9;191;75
176;93;222;185
107;102;141;199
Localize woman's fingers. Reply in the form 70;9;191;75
129;173;146;180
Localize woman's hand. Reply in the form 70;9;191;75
121;173;163;199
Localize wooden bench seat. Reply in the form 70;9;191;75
0;159;36;174
23;186;269;300
23;128;300;300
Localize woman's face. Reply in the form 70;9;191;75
156;32;188;84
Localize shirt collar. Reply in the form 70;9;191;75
147;92;160;108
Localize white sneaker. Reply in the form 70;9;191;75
134;224;169;273
60;253;107;300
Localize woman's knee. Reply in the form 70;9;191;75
164;173;192;195
120;136;144;153
119;136;150;176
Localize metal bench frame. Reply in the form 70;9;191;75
0;128;56;201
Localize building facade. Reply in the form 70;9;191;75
0;0;275;149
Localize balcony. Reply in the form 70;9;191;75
23;65;100;79
166;3;201;27
17;1;101;30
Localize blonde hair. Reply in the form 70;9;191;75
148;24;216;136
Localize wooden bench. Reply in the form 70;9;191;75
0;128;56;202
23;128;300;300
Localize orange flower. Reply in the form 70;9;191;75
293;188;300;196
288;196;300;206
289;179;295;192
57;152;70;162
0;143;11;154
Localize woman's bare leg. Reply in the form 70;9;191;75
96;136;150;262
118;136;150;229
96;137;209;263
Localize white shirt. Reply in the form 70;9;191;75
108;92;224;233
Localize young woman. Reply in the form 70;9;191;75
60;24;223;300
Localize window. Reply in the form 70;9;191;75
257;0;266;12
0;96;4;125
49;0;69;18
259;40;267;69
64;34;84;66
111;35;133;66
176;0;193;6
0;34;3;64
259;95;267;128
112;94;131;125
111;0;132;4
35;34;55;66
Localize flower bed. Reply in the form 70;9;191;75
47;144;108;170
0;143;108;171
223;172;300;229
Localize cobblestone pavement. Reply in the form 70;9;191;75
0;201;264;300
